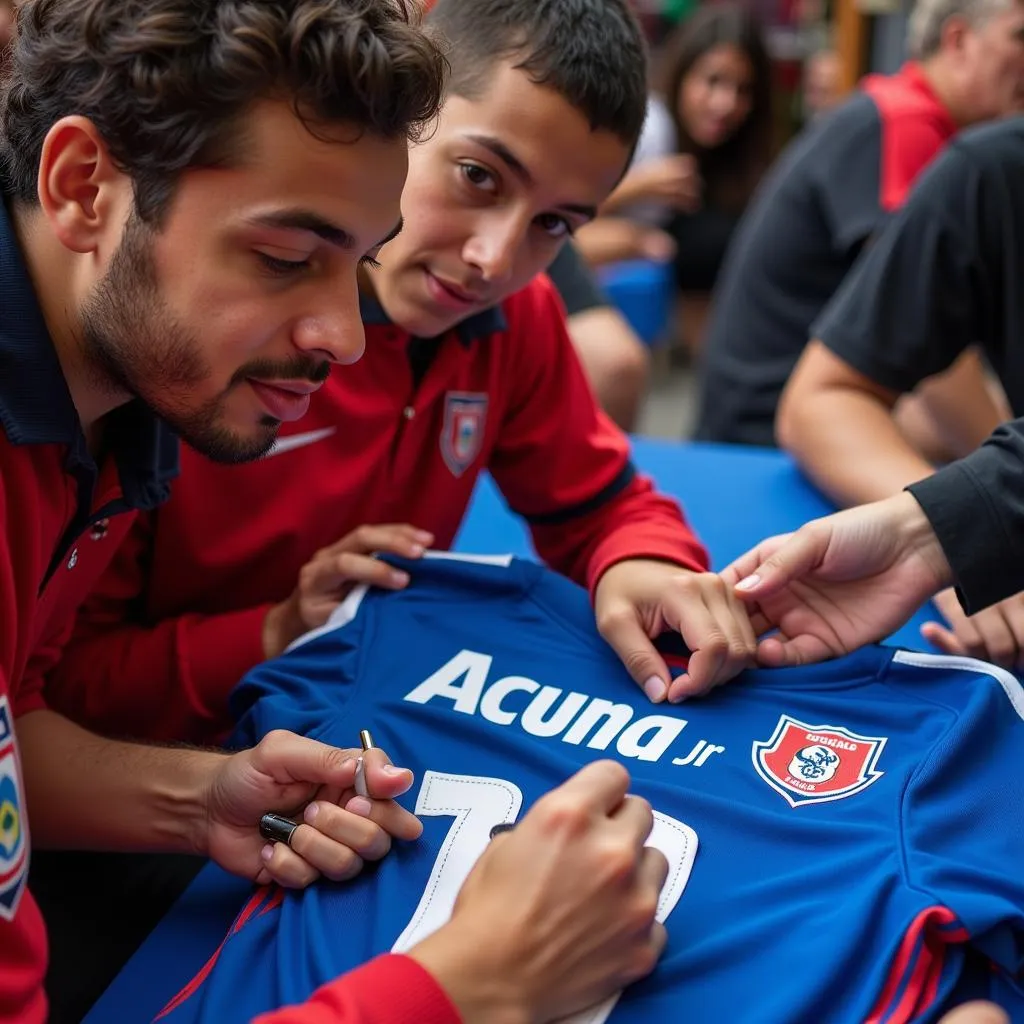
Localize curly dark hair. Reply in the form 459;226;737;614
1;0;447;222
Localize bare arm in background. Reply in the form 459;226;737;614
778;342;1006;507
779;342;1024;667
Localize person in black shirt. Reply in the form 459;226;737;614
781;118;1024;669
695;0;1024;448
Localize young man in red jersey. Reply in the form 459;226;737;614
54;0;759;754
1;3;672;1022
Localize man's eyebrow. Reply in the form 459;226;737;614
248;210;356;250
466;133;534;187
464;133;598;221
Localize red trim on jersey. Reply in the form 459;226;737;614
865;906;967;1024
155;886;274;1020
0;437;162;1022
860;63;958;212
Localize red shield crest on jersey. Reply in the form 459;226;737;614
0;698;28;921
752;715;886;808
440;392;488;477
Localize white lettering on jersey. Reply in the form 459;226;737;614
404;649;726;768
392;771;698;1024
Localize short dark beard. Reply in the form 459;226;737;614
79;213;278;464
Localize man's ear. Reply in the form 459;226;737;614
938;14;971;60
36;115;130;257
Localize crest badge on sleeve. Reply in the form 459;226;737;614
440;392;488;477
0;697;28;920
752;715;886;808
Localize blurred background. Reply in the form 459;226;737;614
602;0;908;438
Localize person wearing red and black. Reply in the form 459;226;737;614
51;0;761;760
778;115;1024;670
0;3;678;1024
695;0;1024;449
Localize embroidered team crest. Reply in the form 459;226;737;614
440;392;488;477
752;715;886;808
0;697;28;920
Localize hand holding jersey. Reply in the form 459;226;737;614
724;491;952;666
407;761;667;1024
595;559;758;702
205;732;420;890
263;525;435;659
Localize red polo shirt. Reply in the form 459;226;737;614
0;193;467;1024
0;195;178;1023
50;273;708;745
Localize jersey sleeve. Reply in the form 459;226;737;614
253;954;460;1024
227;587;370;749
900;657;1024;971
0;486;44;717
909;419;1024;614
46;511;271;745
488;277;708;592
812;142;999;396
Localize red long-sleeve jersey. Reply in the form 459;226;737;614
0;195;179;1021
50;275;708;745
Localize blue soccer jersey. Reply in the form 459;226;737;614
157;553;1024;1024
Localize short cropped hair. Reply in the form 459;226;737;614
426;0;648;149
1;0;447;222
908;0;1015;58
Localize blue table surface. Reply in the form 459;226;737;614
86;440;939;1022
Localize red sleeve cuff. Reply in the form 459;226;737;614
586;524;710;598
255;954;462;1024
182;604;274;730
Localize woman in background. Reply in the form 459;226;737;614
580;4;775;354
661;3;774;352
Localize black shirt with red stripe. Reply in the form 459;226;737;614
695;63;957;448
808;117;1024;613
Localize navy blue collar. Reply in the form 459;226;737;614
0;194;177;511
359;288;507;346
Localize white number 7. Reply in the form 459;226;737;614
391;771;698;1024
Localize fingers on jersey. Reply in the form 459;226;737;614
304;550;409;594
356;748;416;801
664;574;758;702
596;601;674;700
600;842;669;987
754;631;836;669
306;791;423;848
326;523;434;587
731;530;815;598
332;523;433;559
922;592;1024;668
259;828;362;888
538;759;633;819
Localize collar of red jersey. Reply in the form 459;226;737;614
0;187;178;510
358;289;508;347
